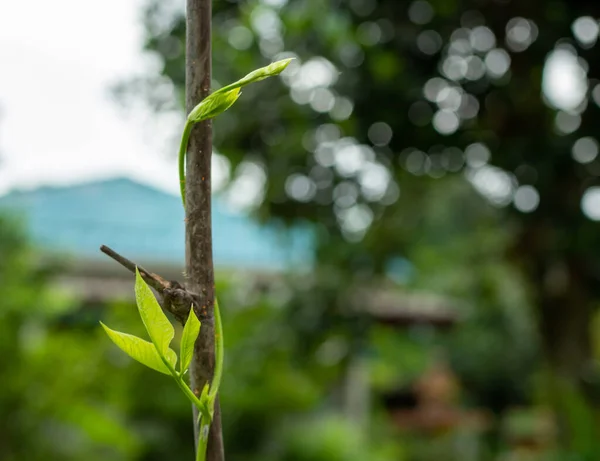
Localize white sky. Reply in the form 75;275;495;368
0;0;183;196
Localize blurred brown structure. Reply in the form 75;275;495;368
385;359;492;434
341;287;491;435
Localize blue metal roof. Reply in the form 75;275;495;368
0;178;313;270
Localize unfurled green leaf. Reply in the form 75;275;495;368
180;307;201;373
135;268;174;356
100;322;177;375
188;88;241;123
213;58;294;96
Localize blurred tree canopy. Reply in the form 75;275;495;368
119;0;600;413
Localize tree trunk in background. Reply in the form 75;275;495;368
514;215;598;444
535;258;597;445
185;0;225;459
538;265;592;386
343;353;370;429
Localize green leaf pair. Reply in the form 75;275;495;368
100;269;201;378
101;269;215;460
186;57;293;123
179;58;294;207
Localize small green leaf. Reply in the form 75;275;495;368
199;383;212;419
100;322;177;375
180;307;201;373
213;58;294;96
188;88;241;123
135;268;174;356
200;382;210;402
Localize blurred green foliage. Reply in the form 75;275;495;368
0;212;403;459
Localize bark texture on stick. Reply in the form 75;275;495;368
186;0;224;459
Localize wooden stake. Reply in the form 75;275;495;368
185;0;225;459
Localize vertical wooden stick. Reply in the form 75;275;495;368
185;0;225;459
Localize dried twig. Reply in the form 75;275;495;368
99;245;198;324
100;245;170;292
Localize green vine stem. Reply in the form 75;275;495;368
193;299;224;460
178;119;193;206
189;299;223;461
196;420;211;461
208;298;223;407
178;108;224;458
